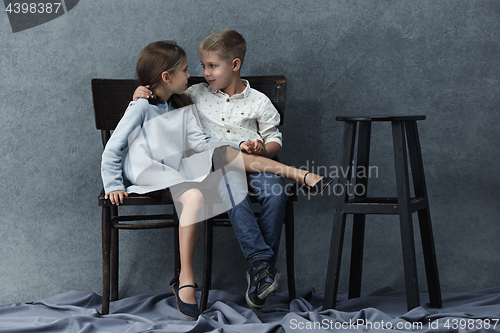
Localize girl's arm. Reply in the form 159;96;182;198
101;101;145;194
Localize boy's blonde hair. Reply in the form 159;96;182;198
198;29;246;65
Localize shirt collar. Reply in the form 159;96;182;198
209;79;251;99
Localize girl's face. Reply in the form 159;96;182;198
167;59;190;95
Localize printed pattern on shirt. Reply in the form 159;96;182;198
185;80;282;147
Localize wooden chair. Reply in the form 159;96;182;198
92;76;297;315
188;76;298;312
92;78;181;315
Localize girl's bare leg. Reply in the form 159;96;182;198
224;147;324;186
176;189;203;304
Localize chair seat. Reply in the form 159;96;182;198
99;184;298;207
98;189;174;206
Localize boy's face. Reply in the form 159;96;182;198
200;52;236;92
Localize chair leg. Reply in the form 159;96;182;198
110;228;118;301
405;121;442;308
101;206;111;315
200;218;213;313
284;198;296;302
392;121;420;311
174;225;181;277
110;206;118;302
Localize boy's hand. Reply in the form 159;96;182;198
105;190;129;205
133;85;153;101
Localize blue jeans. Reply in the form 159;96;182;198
219;171;288;266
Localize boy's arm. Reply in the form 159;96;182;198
133;85;153;100
256;97;283;158
133;84;197;101
263;141;281;158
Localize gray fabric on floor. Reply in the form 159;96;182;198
0;287;499;332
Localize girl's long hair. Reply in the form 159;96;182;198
136;41;192;108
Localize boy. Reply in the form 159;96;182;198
134;30;287;309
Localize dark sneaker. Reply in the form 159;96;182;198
247;261;281;302
245;268;266;309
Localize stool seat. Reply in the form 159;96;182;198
343;197;428;214
336;115;426;122
323;115;442;311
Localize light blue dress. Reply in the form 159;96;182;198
101;99;243;198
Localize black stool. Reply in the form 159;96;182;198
323;115;442;311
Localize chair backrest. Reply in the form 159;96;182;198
92;76;287;147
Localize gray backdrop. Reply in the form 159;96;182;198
1;0;499;304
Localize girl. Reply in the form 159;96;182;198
101;41;332;319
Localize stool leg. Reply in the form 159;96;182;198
285;199;297;301
102;206;111;315
324;121;357;309
392;121;420;311
324;213;348;309
349;121;371;299
405;121;442;308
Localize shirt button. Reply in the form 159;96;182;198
226;99;230;102
227;130;230;133
222;118;225;121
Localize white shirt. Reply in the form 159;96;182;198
185;80;283;147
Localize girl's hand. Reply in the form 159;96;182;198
240;139;265;155
105;190;129;205
249;139;265;155
239;141;251;153
133;85;153;101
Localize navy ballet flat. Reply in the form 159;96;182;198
302;172;335;195
170;276;199;319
